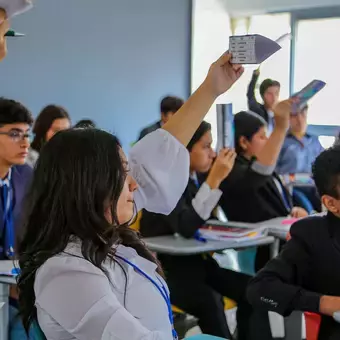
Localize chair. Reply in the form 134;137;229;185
31;320;46;340
304;312;321;340
292;188;314;214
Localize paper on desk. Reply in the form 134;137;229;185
229;34;281;64
291;80;326;113
0;0;33;18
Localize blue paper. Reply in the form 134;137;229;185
291;80;326;113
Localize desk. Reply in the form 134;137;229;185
144;235;275;256
0;261;16;340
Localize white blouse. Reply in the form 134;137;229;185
35;129;189;340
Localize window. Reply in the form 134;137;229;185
294;17;340;126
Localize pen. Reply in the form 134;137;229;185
194;230;207;243
5;30;25;37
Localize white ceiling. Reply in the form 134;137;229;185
223;0;340;17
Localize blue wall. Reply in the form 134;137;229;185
1;0;191;149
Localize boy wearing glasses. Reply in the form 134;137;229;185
0;98;33;339
247;145;340;339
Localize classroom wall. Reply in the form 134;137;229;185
0;0;191;149
224;0;340;16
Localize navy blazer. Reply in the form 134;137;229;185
0;165;33;258
138;121;161;141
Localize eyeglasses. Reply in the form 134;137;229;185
0;130;33;143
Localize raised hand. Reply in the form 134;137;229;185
204;52;244;97
206;148;236;189
273;99;294;131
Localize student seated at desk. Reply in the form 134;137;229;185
276;105;323;175
140;121;270;340
17;54;245;340
0;98;34;339
219;105;308;270
247;145;340;340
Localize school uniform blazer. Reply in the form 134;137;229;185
35;129;190;340
247;213;340;340
247;71;270;124
140;177;222;280
138;121;162;141
219;155;292;223
0;164;32;258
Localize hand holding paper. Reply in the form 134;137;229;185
229;34;281;64
205;52;244;97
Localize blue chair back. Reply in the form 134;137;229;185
31;321;46;340
293;188;314;214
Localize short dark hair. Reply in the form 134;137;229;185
234;111;267;154
0;98;33;126
74;119;96;129
260;79;280;98
31;105;70;152
160;96;184;115
187;121;211;152
313;145;340;198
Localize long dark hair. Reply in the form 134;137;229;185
187;121;211;152
31;105;70;152
234;111;266;154
17;129;160;332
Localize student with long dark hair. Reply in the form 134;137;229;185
219;107;308;272
17;53;244;340
27;105;71;167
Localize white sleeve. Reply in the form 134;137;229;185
192;182;222;220
130;129;190;215
0;0;33;17
35;263;166;340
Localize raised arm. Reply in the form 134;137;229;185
163;53;244;146
247;69;261;112
255;99;292;168
164;149;236;238
130;54;243;215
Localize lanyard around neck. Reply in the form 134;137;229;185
1;182;14;258
115;254;178;340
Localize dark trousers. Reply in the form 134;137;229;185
161;255;272;340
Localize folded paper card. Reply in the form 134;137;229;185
0;0;33;18
229;34;281;64
291;80;326;113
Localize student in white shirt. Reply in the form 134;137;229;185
17;53;244;340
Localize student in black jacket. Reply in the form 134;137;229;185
247;69;280;134
140;121;268;340
247;145;340;340
219;105;308;270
